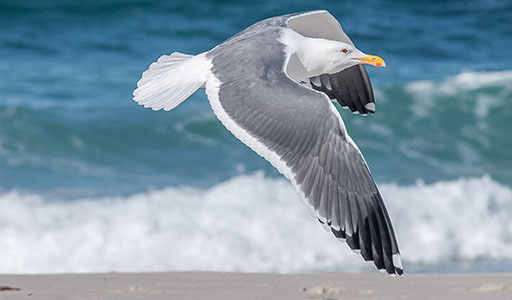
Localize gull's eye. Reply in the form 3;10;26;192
341;48;349;54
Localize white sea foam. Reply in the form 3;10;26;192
1;173;511;274
405;69;512;119
406;69;512;95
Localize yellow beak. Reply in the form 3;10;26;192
356;54;386;67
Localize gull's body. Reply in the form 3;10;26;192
133;10;403;275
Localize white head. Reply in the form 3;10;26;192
283;30;385;81
302;39;385;74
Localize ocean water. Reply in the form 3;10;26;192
1;0;512;274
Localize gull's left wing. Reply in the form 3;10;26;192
205;26;402;275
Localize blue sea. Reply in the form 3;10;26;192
1;0;512;274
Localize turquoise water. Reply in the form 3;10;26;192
1;0;512;274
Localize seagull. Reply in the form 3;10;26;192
133;10;402;276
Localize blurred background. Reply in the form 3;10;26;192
0;0;511;274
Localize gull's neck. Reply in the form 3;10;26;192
280;29;331;81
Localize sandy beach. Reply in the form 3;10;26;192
0;272;511;299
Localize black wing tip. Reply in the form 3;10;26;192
364;102;375;114
390;253;404;276
380;253;404;276
375;256;404;276
310;75;376;115
331;227;403;276
329;64;376;115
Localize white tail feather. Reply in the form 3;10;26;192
133;52;211;111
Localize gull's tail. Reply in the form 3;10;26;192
133;52;211;111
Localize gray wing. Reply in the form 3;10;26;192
206;29;402;275
309;65;376;115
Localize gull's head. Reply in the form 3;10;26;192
325;40;385;72
307;39;386;75
289;34;386;79
283;30;386;81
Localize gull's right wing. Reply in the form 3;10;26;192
309;65;376;115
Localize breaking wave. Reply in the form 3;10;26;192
1;173;511;274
